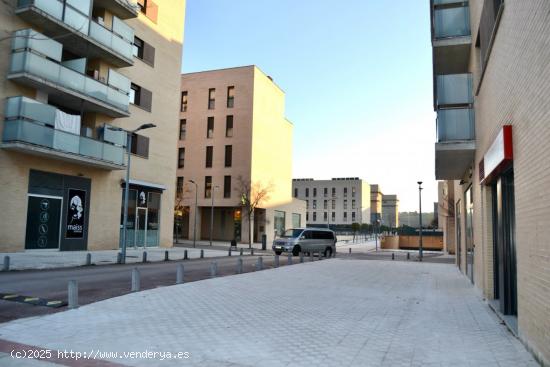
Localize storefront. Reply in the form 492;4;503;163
480;125;517;316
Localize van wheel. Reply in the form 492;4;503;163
324;247;333;258
274;251;282;255
292;246;301;256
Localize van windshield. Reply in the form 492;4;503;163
281;229;303;238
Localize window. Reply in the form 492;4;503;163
129;83;152;112
274;210;285;236
179;119;186;140
294;188;298;198
324;188;328;197
313;200;317;209
225;145;232;167
208;88;215;109
323;200;327;209
207;117;214;138
176;176;184;195
181;91;188;112
131;133;149;158
323;212;328;222
132;36;155;65
306;200;309;209
292;213;301;228
306;188;309;197
344;200;348;209
352;187;356;197
306;212;309;221
343;212;348;222
332;212;335;221
137;0;147;13
178;147;185;168
205;146;213;168
225;115;233;137
204;176;212;198
137;0;158;23
133;36;144;58
227;86;234;108
313;212;317;222
352;212;356;222
130;83;140;105
224;176;231;198
352;200;356;209
332;200;335;210
344;188;348;197
313;188;317;197
332;187;336;197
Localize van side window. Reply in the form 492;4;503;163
324;232;334;240
304;231;313;239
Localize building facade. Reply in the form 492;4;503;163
430;0;550;364
370;184;383;223
437;181;455;254
381;194;399;228
176;66;305;245
292;178;371;227
0;0;186;252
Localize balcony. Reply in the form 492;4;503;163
9;30;130;118
93;0;139;19
2;97;126;170
16;0;134;67
432;1;471;74
436;73;473;107
435;108;476;179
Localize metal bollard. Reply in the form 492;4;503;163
200;249;204;259
142;251;147;263
68;280;78;309
251;248;254;256
349;248;352;255
184;249;188;260
228;248;232;257
3;256;10;272
237;258;243;274
309;252;314;262
164;251;169;261
210;261;217;277
256;257;263;271
287;253;293;265
176;263;184;284
299;252;304;263
131;268;140;292
117;252;122;264
85;253;91;266
274;255;280;268
239;248;243;256
407;252;410;260
392;253;395;260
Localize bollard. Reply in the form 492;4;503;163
274;255;280;268
237;257;243;274
228;248;232;257
3;256;10;272
309;252;314;262
85;253;91;266
349;248;352;255
200;249;204;259
210;261;218;278
117;252;122;264
333;249;337;258
251;248;254;256
318;252;322;260
176;263;184;284
142;251;147;263
239;248;243;256
131;268;140;292
68;280;78;309
287;253;293;265
299;252;304;263
184;249;188;260
392;253;395;260
256;257;263;271
164;251;169;261
407;252;410;260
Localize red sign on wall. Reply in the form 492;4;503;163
480;125;513;185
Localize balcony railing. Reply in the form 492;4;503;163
436;73;473;107
436;108;475;142
16;0;134;65
433;5;471;39
3;97;125;168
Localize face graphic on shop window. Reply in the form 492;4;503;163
69;195;83;221
139;191;146;205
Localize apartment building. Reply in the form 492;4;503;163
370;184;383;223
0;0;186;252
430;0;550;364
437;181;455;254
381;195;399;228
176;66;305;245
292;178;370;227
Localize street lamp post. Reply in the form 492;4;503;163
375;219;380;251
110;123;156;264
417;181;423;261
188;180;198;248
210;186;219;246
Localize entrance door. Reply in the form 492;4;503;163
465;187;474;283
135;208;147;248
25;195;62;250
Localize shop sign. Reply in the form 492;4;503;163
66;189;86;238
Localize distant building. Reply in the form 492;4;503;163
370;184;383;223
292;178;370;226
399;212;435;229
381;195;399;228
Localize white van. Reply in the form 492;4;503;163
272;228;336;257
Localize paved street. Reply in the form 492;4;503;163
0;259;538;366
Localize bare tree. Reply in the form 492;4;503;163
235;176;273;248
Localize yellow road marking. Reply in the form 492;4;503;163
24;297;39;302
46;301;62;306
3;294;18;299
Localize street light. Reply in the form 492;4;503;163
109;123;156;264
417;181;423;262
210;185;219;246
375;218;380;251
188;179;198;248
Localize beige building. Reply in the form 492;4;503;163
176;66;305;245
292;178;370;227
437;181;455;254
0;0;186;252
381;195;399;228
370;184;383;223
430;0;550;364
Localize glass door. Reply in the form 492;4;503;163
135;207;147;248
465;187;474;283
25;195;62;250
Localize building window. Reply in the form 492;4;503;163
204;176;212;198
352;187;356;197
332;200;335;210
207;117;214;138
179;119;186;140
352;212;356;222
178;147;185;168
343;212;348;222
133;36;144;58
352;200;356;209
306;212;309;221
224;175;231;198
323;212;328;222
344;200;348;209
324;188;328;197
130;133;149;158
227;86;234;108
306;200;309;209
292;213;301;228
323;200;327;209
137;0;158;23
332;212;335;221
208;88;215;109
305;188;309;197
313;200;317;209
176;176;184;195
129;83;152;112
181;91;188;112
313;212;317;222
130;83;140;105
332;187;336;197
133;36;155;65
205;146;213;168
225;145;232;167
294;188;298;198
313;188;317;197
226;115;233;137
344;188;348;197
137;0;147;13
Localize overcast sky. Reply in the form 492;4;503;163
181;0;437;212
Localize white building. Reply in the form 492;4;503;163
292;178;371;226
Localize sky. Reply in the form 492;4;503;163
181;0;437;212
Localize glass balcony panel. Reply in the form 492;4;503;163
12;29;63;61
5;96;56;125
102;143;124;165
64;6;90;35
22;51;62;82
84;77;108;102
61;58;86;73
434;0;464;4
111;35;133;60
59;66;86;93
53;129;80;154
437;108;475;142
18;0;63;20
3;120;54;147
436;74;473;106
89;21;113;49
79;137;103;160
108;69;130;93
434;6;471;39
112;16;134;42
66;0;91;15
107;88;130;112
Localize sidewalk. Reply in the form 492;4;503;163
0;260;538;366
